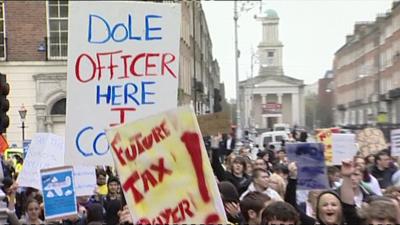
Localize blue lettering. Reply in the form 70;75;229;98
124;83;140;105
93;132;109;155
88;14;111;44
111;85;123;105
145;15;162;40
141;81;155;104
96;85;112;104
76;126;94;157
128;14;142;40
111;23;128;42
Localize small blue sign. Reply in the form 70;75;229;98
23;139;31;159
41;166;77;220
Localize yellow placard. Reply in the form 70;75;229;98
106;106;227;224
356;128;388;157
315;129;333;164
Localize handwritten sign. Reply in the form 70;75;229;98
17;133;65;189
65;1;181;166
73;166;97;196
106;106;227;224
356;128;387;157
331;134;358;165
286;143;329;190
391;129;400;157
197;112;231;136
315;129;333;164
41;166;77;221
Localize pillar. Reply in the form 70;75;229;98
292;93;299;125
262;94;267;128
277;93;283;123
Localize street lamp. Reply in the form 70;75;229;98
18;104;27;147
234;1;260;143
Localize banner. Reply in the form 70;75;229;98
65;1;181;166
331;134;358;165
106;106;227;224
17;133;65;189
73;166;97;196
356;128;387;157
41;166;77;221
391;129;400;157
262;102;282;114
286;143;329;190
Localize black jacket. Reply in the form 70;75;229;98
370;165;397;189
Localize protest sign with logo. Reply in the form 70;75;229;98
391;129;400;157
65;1;181;166
356;128;387;157
105;106;227;224
286;143;329;190
331;134;358;165
41;166;77;221
17;133;65;189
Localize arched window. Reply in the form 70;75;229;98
50;98;66;115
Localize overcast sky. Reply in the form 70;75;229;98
202;0;394;100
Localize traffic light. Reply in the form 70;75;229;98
0;73;10;134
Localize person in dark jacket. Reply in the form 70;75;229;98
370;150;397;189
218;181;246;225
212;148;251;195
285;161;363;225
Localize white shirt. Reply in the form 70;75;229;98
226;138;232;150
240;183;283;201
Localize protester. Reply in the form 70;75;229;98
354;155;382;196
19;198;43;225
260;201;300;225
241;168;282;201
268;173;286;199
218;181;245;224
327;166;341;189
240;191;271;225
371;150;397;189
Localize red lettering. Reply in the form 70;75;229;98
152;126;163;142
119;54;132;79
180;199;194;218
136;218;151;225
181;132;211;203
109;107;136;127
160;120;170;137
75;53;96;83
145;53;160;76
141;169;158;192
161;53;177;78
160;209;172;224
205;213;220;225
130;53;146;76
111;133;127;166
171;206;181;223
150;158;172;182
142;133;154;150
123;171;144;203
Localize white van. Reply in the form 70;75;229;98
257;131;289;149
273;123;291;132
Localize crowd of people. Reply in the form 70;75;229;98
1;129;400;225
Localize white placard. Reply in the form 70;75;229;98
17;133;65;189
391;129;400;157
65;1;181;166
73;166;97;197
332;133;358;165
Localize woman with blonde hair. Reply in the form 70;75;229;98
268;173;286;199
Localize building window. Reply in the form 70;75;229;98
268;51;274;57
0;1;5;59
50;98;66;115
47;0;68;59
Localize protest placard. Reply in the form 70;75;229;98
391;129;400;157
105;106;227;224
286;143;329;190
41;166;77;221
65;1;181;166
356;128;387;157
197;112;231;136
315;129;333;164
17;133;65;189
331;134;358;165
73;166;97;196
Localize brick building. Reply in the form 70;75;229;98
333;1;400;129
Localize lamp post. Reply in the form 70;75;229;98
233;1;260;143
18;104;27;147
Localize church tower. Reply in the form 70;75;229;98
256;9;284;76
